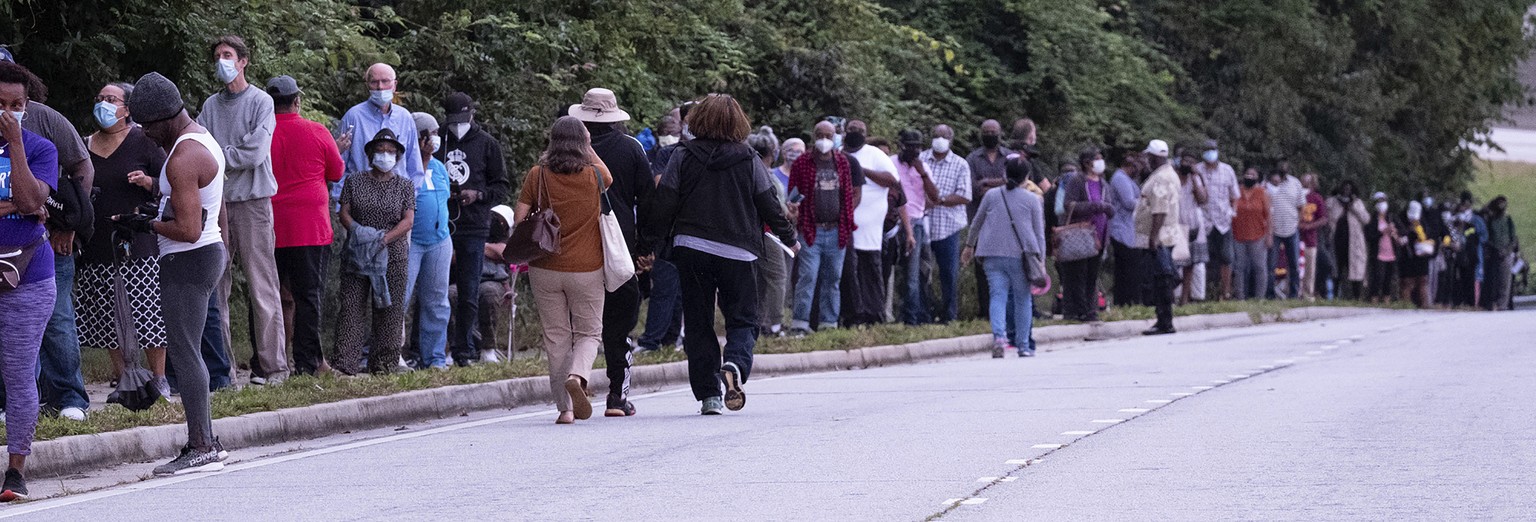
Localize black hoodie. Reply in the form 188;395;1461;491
437;123;510;237
642;139;796;258
588;124;650;251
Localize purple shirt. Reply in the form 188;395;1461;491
0;129;60;285
1086;178;1107;243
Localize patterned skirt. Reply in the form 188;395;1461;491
75;257;168;350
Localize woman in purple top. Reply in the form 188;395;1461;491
1060;147;1114;322
0;60;60;502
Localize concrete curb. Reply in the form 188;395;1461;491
27;306;1390;478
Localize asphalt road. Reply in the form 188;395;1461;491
5;310;1533;521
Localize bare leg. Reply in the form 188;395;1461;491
146;347;167;377
1220;266;1233;301
108;349;125;379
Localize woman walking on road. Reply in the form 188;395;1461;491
643;94;797;415
963;157;1046;358
514;116;610;424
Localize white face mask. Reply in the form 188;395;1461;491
1422;196;1434;208
369;89;394;108
8;110;23;124
1202;150;1219;164
1407;207;1422;221
1375;202;1389;214
449;123;470;140
429;135;442;153
814;138;834;154
1091;159;1106;175
215;58;239;84
372;152;398;173
657;135;680;147
931;137;951;154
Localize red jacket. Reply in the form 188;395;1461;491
271;112;344;248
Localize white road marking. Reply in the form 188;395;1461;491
1170;392;1195;397
977;477;997;482
1005;459;1031;465
1211;380;1231;384
1118;408;1150;413
1305;350;1323;355
1145;399;1172;404
1091;419;1124;423
1336;339;1354;345
942;498;962;506
1032;443;1065;449
998;477;1018;482
1259;365;1277;370
1228;374;1250;378
1192;386;1214;390
1061;430;1095;435
1350;334;1365;340
960;498;988;505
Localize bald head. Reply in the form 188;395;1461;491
814;121;836;140
847;120;868;135
980;120;1002;133
932;124;954;140
365;63;397;90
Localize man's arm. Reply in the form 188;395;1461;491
481;137;511;205
863;155;899;189
1148;213;1165;250
914;161;940;203
205;96;276;172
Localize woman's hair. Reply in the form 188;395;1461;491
746;125;778;160
1078;146;1101;168
686;93;751;142
1004;156;1033;190
109;81;136;124
540;116;592;174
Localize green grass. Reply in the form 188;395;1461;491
1472;160;1536;263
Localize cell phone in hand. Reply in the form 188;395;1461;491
788;187;805;204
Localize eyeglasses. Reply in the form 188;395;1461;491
367;78;396;88
95;95;125;104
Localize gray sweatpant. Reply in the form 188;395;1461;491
162;244;226;449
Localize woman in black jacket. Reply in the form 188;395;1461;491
642;94;797;415
1059;147;1114;321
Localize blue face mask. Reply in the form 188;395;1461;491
1202;150;1219;163
370;89;394;108
215;58;239;84
832;134;844;149
94;101;121;129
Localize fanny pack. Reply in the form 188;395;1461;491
0;236;46;292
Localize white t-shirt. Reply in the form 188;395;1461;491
849;145;896;251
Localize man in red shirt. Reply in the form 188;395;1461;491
1298;173;1329;301
266;75;343;375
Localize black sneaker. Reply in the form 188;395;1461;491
1142;326;1177;336
213;437;229;462
604;394;636;417
721;362;746;411
0;468;26;502
153;445;224;476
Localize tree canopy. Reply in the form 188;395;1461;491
2;0;1529;196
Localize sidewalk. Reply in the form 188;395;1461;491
23;306;1388;478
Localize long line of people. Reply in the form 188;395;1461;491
0;34;1526;500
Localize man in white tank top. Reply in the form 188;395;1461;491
123;72;231;476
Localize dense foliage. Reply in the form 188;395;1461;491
2;0;1530;196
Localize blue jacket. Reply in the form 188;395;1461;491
343;224;391;308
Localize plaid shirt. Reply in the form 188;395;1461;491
921;149;973;241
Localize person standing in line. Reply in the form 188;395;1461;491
127;72;229;475
1135;140;1181;335
438;92;511;365
786;120;863;336
569;88;647;416
404;112;453;370
265;76;343;376
894;129;940;325
1398;200;1435;307
922;124;972;323
966;119;1012;319
0;59;60;499
339;63;423;189
1265;160;1305;299
1194;140;1239;300
76;80;170;406
842;119;900;326
334;130;415;375
515;117;610;424
1483;195;1518;311
961;157;1044;357
1106;153;1145;306
776;138;804;189
1327;180;1369;299
1232;167;1272;300
1365;193;1402;303
1175;150;1208;305
0;58;96;422
1297;173;1329;301
748;127;791;336
1060;147;1114;321
196;35;288;385
643;94;796;414
1450;193;1488;307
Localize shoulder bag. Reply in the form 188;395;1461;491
595;167;635;291
1001;189;1049;288
502;166;562;265
0;235;45;292
1052;203;1100;262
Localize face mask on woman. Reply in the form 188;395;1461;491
1242;177;1259;188
783;148;803;165
1090;159;1106;175
429;135;442;152
657;135;680;147
1376;202;1389;214
94;101;120;129
372;152;398;173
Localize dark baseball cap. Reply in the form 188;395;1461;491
443;92;474;124
265;75;301;97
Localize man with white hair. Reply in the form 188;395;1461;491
338;63;422;189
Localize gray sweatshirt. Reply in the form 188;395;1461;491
967;185;1046;259
198;85;277;202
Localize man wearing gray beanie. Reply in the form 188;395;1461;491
129;71;232;475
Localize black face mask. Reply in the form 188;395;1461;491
1242;177;1260;188
981;134;1001;149
844;132;866;150
899;146;920;163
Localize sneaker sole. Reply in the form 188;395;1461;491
566;379;592;420
722;367;746;411
0;490;26;502
217;451;230;462
156;461;224;477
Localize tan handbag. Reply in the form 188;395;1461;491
503;167;562;265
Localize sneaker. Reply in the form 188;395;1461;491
429;363;451;372
721;362;746;411
1141;326;1177;336
701;396;725;415
153;446;224;476
213;437;229;462
992;338;1008;359
60;407;86;421
786;328;810;339
248;375;268;386
155;376;173;399
0;468;26;502
604;393;636;417
479;349;503;364
565;378;592;420
1018;348;1036;358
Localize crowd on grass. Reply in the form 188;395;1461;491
0;34;1526;498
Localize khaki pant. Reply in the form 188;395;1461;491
218;198;290;380
528;267;603;412
1302;246;1319;299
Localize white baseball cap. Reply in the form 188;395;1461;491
1144;139;1170;158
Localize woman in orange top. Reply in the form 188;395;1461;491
513;116;612;424
1231;166;1272;300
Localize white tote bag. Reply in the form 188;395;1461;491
596;170;635;292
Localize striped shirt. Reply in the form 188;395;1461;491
921;149;973;242
1268;175;1305;237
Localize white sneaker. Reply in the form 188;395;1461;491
479;349;503;364
60;407;86;421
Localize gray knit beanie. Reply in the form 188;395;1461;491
131;72;184;124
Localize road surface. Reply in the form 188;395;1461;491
5;310;1533;521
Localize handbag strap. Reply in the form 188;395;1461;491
1000;189;1028;255
593;165;613;215
536;165;553;211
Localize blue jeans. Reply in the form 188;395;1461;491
406;239;453;368
638;258;683;350
450;235;487;363
792;227;846;330
0;255;90;411
930;231;962;323
982;256;1034;352
1268;233;1301;299
902;221;931;325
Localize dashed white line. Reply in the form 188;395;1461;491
1192;386;1214;390
1004;459;1031;465
1145;399;1172;404
1170;392;1195;397
1061;430;1096;435
960;498;988;505
1305;350;1323;355
1032;443;1065;449
1211;380;1231;384
1228;374;1250;378
1118;408;1150;413
1091;419;1124;424
1275;359;1296;364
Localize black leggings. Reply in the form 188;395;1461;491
160;243;226;450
